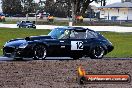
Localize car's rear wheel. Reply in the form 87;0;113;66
90;46;105;59
33;45;47;60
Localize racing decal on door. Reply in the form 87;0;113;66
71;41;83;50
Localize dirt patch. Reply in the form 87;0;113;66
0;59;131;88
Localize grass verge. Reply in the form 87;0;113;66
101;32;132;58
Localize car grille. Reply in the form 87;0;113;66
3;47;15;54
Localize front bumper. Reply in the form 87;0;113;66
28;25;36;28
107;45;114;53
3;46;34;58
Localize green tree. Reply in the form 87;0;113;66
71;0;106;17
44;0;107;17
60;0;107;21
44;0;69;17
20;0;38;13
2;0;22;15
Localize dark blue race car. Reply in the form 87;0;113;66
17;21;36;29
3;27;114;60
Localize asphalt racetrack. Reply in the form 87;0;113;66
0;56;132;88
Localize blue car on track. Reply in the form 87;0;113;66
3;27;114;60
17;21;36;29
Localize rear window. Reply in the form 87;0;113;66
26;21;32;23
70;31;86;39
86;30;99;39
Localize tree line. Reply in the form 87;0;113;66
1;0;107;17
2;0;38;16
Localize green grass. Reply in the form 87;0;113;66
0;28;132;58
101;32;132;58
0;21;17;24
121;23;132;27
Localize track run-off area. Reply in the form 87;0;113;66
1;24;132;32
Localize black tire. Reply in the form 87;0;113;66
90;46;105;59
33;45;47;60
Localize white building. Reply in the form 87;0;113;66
99;1;132;21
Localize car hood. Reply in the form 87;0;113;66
25;35;52;41
4;35;52;47
4;39;27;47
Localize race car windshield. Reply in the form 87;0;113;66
26;21;32;23
48;28;65;39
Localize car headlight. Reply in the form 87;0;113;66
19;43;28;48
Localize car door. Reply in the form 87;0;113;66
57;29;71;57
46;39;64;56
58;39;71;57
59;38;85;57
58;29;87;57
69;30;86;56
46;39;71;57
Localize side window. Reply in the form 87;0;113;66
70;30;86;39
86;30;98;39
70;30;77;39
58;30;70;39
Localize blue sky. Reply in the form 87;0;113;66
0;0;121;12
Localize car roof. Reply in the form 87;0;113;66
26;21;31;22
56;26;94;31
20;21;31;22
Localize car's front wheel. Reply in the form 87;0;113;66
90;46;105;59
33;45;47;60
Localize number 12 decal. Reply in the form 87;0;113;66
71;41;83;50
